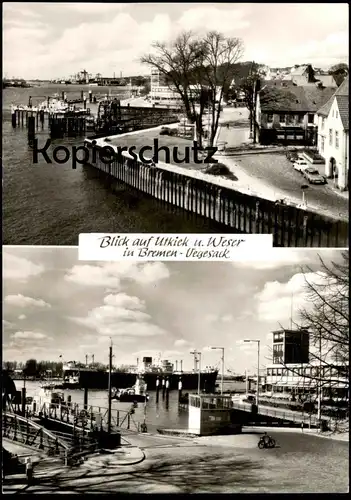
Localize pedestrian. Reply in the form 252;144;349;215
25;457;33;485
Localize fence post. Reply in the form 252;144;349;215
39;429;44;449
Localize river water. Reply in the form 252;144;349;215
3;84;227;245
16;379;248;433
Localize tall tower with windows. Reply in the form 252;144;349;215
272;329;310;365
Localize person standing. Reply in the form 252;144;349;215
25;457;33;485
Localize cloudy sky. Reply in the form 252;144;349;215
3;2;348;80
3;246;344;374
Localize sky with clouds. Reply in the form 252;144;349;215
3;246;345;374
3;2;348;79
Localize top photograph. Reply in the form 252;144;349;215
2;2;349;247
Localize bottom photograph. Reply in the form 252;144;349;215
2;246;349;494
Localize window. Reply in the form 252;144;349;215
321;137;325;153
267;369;272;376
329;129;333;146
273;332;284;342
308;114;314;124
286;114;294;125
297;114;303;124
336;110;338;119
279;114;285;123
335;131;339;149
272;368;277;376
282;369;288;376
273;343;284;364
276;368;282;376
321;117;325;130
267;113;273;123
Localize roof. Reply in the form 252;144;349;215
290;65;309;76
315;74;337;87
259;84;335;113
316;76;349;130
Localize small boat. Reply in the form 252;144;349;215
112;375;149;403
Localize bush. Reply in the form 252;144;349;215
160;127;171;135
205;162;238;181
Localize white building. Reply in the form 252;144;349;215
150;70;222;108
264;361;348;400
315;76;349;191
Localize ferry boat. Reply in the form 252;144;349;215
62;356;218;392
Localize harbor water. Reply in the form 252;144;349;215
3;84;226;245
16;379;249;433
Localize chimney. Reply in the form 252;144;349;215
175;360;178;371
85;354;88;366
92;355;94;365
180;360;183;372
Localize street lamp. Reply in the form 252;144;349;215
244;340;260;407
190;351;201;395
210;347;224;395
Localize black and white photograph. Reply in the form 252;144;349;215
2;246;349;493
2;2;349;247
1;1;349;495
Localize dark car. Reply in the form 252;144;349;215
286;149;299;162
303;167;327;184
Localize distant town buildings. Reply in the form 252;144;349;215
265;64;337;88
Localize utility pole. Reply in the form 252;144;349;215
317;329;322;421
190;351;201;395
107;339;113;434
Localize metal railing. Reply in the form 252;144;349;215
28;402;141;434
230;401;329;427
2;412;71;458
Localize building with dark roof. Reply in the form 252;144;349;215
315;76;349;191
255;82;335;145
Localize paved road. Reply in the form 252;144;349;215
3;430;348;494
217;107;349;221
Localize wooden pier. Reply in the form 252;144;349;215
11;108;94;138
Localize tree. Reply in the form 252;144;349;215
267;252;349;420
299;251;349;374
23;358;38;377
329;63;348;86
141;30;243;148
200;31;244;146
239;62;262;143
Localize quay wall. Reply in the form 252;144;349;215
84;133;348;248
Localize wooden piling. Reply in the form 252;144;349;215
156;377;160;403
27;116;36;143
83;387;88;410
12;110;16;128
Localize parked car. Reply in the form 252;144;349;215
303;167;327;184
293;159;308;173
